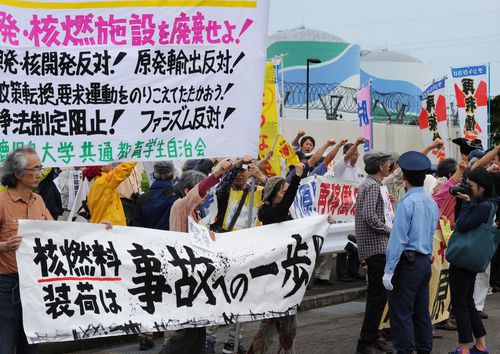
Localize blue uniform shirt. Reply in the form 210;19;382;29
385;187;439;274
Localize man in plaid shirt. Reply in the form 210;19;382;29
355;151;393;354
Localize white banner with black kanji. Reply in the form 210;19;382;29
17;215;329;343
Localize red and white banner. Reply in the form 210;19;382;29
418;79;448;162
451;65;489;147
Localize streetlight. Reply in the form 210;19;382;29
306;58;321;119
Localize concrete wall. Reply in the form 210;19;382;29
279;117;462;166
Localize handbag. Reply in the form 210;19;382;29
445;201;500;273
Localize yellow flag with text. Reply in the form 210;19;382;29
274;134;300;167
259;62;282;177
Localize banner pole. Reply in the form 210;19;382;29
232;176;256;353
488;62;491;148
369;80;374;150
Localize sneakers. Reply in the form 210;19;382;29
222;342;247;354
448;349;465;354
470;346;490;353
204;340;215;354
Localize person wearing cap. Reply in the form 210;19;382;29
383;151;439;354
131;161;177;350
133;161;177;231
355;150;394;354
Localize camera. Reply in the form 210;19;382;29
449;181;472;196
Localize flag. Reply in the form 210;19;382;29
356;85;373;151
451;65;489;147
418;78;448;162
274;134;300;167
259;62;282;177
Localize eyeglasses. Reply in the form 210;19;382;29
24;166;43;173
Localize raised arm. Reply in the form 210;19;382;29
291;129;306;150
420;138;443;156
344;136;365;162
324;138;348;167
308;139;336;168
472;145;500;170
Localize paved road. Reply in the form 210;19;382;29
57;292;500;354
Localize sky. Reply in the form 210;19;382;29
268;0;500;95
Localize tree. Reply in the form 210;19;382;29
490;95;500;146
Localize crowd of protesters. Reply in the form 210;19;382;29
1;130;500;354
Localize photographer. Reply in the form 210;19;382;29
448;167;497;354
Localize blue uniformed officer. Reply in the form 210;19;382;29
383;151;439;354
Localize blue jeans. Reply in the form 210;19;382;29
0;274;38;354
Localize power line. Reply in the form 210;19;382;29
398;38;500;51
315;9;500;28
364;33;500;50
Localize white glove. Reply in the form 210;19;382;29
382;273;394;291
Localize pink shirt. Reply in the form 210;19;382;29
432;178;457;230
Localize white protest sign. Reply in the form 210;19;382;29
0;0;269;166
17;215;329;343
380;185;395;228
67;170;83;211
188;216;214;252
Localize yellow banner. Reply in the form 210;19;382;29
379;227;451;328
274;134;300;168
258;62;282;177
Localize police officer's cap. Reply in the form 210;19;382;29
398;151;431;172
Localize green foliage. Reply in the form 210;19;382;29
491;95;500;146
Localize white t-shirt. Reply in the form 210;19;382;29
333;156;363;182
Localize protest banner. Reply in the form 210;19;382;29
259;61;281;177
380;185;394;228
273;133;300;168
290;176;358;222
67;170;83;210
0;0;269;166
315;176;358;223
17;215;329;343
451;64;489;147
418;78;449;162
290;176;317;219
379;227;451;329
356;85;373;152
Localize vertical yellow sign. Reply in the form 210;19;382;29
259;62;281;177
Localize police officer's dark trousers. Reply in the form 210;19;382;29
388;253;432;354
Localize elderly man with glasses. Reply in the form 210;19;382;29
0;147;53;354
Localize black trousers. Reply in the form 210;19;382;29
490;246;500;288
162;328;206;354
357;254;387;349
336;249;360;278
388;253;432;354
449;264;486;344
